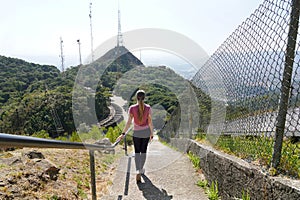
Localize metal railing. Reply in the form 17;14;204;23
0;133;121;200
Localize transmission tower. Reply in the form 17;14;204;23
89;1;94;62
77;39;82;65
59;37;65;72
117;0;123;48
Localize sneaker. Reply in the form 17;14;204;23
136;174;141;183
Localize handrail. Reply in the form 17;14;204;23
0;132;120;200
0;133;115;150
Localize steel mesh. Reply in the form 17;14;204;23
192;0;300;137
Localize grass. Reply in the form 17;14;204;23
197;179;208;188
195;134;300;179
160;140;174;149
187;151;201;170
196;179;220;200
0;164;7;169
206;181;220;200
242;190;251;200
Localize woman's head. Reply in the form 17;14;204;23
136;90;145;102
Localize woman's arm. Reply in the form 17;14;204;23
122;114;133;134
148;113;154;139
116;114;133;142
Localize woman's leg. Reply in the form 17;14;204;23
133;136;142;171
140;137;150;172
133;137;150;172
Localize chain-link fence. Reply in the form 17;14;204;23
192;0;300;138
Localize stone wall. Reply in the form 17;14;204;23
169;138;300;200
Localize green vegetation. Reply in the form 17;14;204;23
0;55;111;136
207;181;220;200
198;135;300;178
197;179;220;200
196;179;208;188
0;46;142;138
242;190;251;200
187;151;201;170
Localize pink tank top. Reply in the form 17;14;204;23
129;104;152;131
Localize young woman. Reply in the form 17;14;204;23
118;90;154;183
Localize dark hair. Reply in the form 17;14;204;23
136;90;145;101
136;90;145;122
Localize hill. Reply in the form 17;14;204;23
0;56;60;105
0;46;144;137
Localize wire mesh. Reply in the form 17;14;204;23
192;0;300;137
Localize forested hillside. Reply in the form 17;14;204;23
0;55;80;136
0;46;211;138
0;46;145;137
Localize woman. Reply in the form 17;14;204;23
118;89;154;183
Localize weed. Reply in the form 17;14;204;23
187;151;201;169
242;190;250;200
47;195;59;200
78;188;87;199
214;135;299;178
0;163;7;169
206;181;220;200
195;132;206;141
197;179;208;188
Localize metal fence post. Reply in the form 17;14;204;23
271;0;300;168
124;135;128;156
89;150;97;200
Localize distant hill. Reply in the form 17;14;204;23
0;55;60;105
0;46;145;136
77;46;144;90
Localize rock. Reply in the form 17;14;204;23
0;181;5;187
25;151;45;159
44;166;60;181
10;158;23;166
95;138;112;146
95;138;115;154
0;147;16;152
0;156;23;166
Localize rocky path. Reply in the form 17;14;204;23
101;136;208;200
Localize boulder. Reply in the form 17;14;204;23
25;151;45;159
95;138;115;154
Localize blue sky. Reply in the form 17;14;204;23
0;0;263;68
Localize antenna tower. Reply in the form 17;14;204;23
117;0;123;47
89;1;94;62
77;39;82;65
59;37;65;72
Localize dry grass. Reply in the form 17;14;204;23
0;146;124;199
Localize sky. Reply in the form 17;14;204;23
0;0;264;69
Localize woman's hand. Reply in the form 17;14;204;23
116;133;125;142
150;133;154;141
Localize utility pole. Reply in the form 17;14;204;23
89;1;94;62
77;39;82;65
59;37;65;72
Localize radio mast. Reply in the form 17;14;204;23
89;1;94;62
59;37;65;72
117;0;123;47
77;39;82;65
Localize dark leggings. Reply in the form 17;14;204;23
133;136;150;172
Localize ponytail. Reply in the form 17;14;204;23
137;99;144;122
136;89;145;122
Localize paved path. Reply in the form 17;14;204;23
101;136;208;200
111;95;128;122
